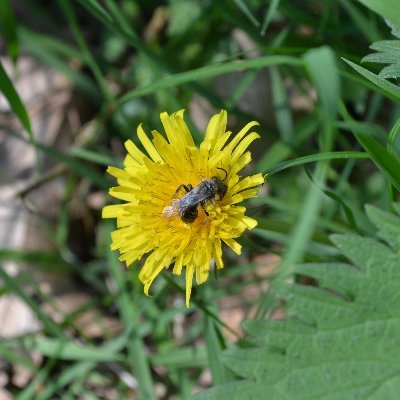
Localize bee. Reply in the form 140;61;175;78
163;168;228;223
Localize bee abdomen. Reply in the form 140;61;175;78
179;205;198;223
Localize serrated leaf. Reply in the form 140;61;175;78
362;38;400;77
366;204;400;250
344;58;400;102
330;234;393;272
379;62;400;78
287;284;358;329
386;18;400;39
363;51;399;64
360;29;400;78
370;39;400;53
194;204;400;399
297;262;361;297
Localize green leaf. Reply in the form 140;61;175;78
303;168;358;230
379;62;400;78
271;67;294;143
343;58;400;102
104;221;156;400
364;40;400;63
265;151;369;175
388;117;400;156
354;132;400;191
340;0;382;42
233;0;260;28
58;0;113;102
338;110;400;192
0;267;64;338
204;315;231;384
19;336;126;362
168;0;203;36
151;346;207;368
356;0;400;30
365;204;400;249
362;38;400;79
194;204;400;399
37;142;109;190
0;60;32;136
69;147;120;167
31;362;94;400
0;0;19;62
349;10;400;82
260;0;280;36
304;46;340;124
119;55;301;104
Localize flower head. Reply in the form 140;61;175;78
103;110;264;306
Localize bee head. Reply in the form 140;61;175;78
211;176;228;199
211;167;228;199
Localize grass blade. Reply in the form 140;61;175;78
0;0;19;62
0;60;32;136
104;222;156;400
271;66;294;143
260;0;280;36
340;104;400;192
343;58;400;102
353;133;400;191
119;55;301;104
233;0;260;28
265;151;368;175
204;314;231;385
304;46;340;126
0;268;64;337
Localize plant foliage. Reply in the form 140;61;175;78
195;204;400;399
345;9;400;101
362;20;400;79
1;0;400;398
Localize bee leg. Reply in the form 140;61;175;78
174;183;193;197
201;202;209;216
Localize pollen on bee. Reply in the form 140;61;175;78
162;199;180;220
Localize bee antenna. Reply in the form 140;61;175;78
216;167;228;181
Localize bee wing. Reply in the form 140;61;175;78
181;185;211;205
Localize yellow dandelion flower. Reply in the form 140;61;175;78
102;110;264;307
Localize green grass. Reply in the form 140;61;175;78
1;0;400;398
